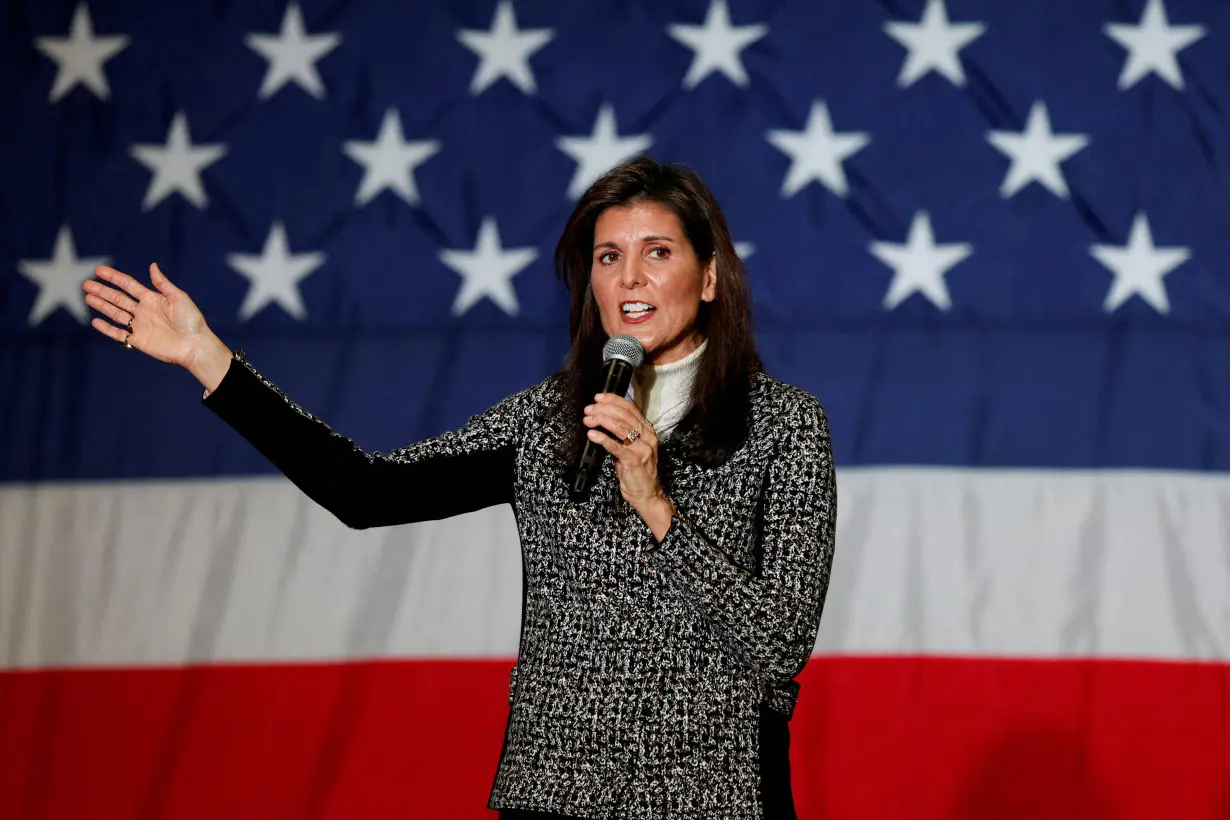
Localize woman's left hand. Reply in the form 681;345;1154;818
584;393;675;540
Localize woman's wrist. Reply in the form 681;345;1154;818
636;490;676;543
186;331;235;393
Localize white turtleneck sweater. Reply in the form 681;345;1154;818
630;339;706;439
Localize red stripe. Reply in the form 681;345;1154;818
2;657;1228;819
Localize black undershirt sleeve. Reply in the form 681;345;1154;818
202;354;516;530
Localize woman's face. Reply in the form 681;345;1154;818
590;201;716;366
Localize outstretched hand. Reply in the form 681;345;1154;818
82;263;234;391
583;392;676;541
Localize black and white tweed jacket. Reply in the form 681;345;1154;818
203;351;837;819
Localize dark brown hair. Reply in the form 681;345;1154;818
551;156;761;470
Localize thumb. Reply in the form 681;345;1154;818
149;262;184;296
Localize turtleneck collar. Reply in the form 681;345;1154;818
632;339;707;439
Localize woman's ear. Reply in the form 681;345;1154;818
701;255;717;303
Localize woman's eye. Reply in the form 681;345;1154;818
598;251;617;264
649;247;669;259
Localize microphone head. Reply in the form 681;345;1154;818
602;334;644;369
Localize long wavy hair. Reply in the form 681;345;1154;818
551;156;761;471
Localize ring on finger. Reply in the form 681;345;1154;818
624;427;641;445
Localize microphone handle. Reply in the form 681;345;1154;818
569;358;636;499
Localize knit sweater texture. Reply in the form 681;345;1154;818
202;349;837;819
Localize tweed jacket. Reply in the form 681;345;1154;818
202;350;837;820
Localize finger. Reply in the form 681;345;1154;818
584;406;637;442
593;393;653;429
90;316;130;345
87;270;144;313
149;262;184;296
84;292;136;327
83;277;140;315
589;395;642;424
594;392;642;413
586;428;625;455
94;265;152;302
586;402;653;444
582;419;629;451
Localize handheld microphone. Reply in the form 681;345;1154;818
569;334;645;500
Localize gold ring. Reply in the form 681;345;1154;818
625;428;641;445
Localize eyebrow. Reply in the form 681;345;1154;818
593;235;676;250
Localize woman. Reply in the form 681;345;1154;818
81;158;837;819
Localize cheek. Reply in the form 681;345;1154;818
590;276;612;308
658;275;702;318
666;265;703;296
590;279;620;326
658;304;695;330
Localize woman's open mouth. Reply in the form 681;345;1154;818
621;301;656;323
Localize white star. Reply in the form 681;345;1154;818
456;0;554;96
555;104;652;199
766;99;870;198
1104;0;1206;91
34;3;129;103
869;212;972;311
226;222;326;321
986;101;1090;199
437;218;538;316
244;2;341;100
342;108;441;207
666;0;768;89
17;225;110;325
883;0;985;88
1091;213;1190;315
128;112;227;211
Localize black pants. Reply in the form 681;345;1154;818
499;706;797;820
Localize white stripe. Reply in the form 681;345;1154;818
3;468;1229;669
817;467;1230;660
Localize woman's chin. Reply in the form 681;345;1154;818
626;333;657;356
606;326;654;349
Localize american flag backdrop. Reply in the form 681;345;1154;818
2;0;1230;817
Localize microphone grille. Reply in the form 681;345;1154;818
602;334;644;369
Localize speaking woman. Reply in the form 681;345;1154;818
81;157;837;820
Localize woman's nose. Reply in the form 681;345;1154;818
619;257;646;288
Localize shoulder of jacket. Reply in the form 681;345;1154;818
748;371;829;432
493;372;567;417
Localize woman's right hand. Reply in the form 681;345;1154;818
82;262;234;392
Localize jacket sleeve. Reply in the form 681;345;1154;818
643;396;837;684
202;352;531;530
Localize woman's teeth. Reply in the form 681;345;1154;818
622;302;655;318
